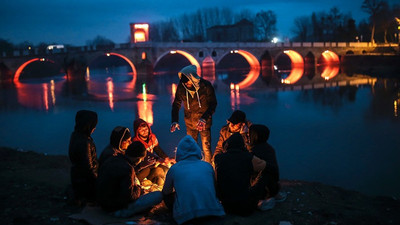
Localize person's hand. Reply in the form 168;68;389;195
197;118;206;131
170;122;180;133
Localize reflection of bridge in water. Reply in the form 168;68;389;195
1;41;398;89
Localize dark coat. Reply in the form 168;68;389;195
249;124;280;197
68;110;98;202
212;121;251;161
96;154;142;212
214;133;254;204
171;79;217;130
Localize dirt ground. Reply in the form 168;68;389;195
1;147;399;225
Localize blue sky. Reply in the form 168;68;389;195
0;0;397;46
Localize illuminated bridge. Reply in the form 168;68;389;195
0;41;398;89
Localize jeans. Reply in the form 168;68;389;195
187;128;212;163
114;191;163;218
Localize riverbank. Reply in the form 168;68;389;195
1;147;399;225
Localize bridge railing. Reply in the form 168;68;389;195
1;42;398;58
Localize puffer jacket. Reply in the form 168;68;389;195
171;65;217;130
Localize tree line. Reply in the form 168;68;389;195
291;0;400;43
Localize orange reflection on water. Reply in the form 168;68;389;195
107;77;114;111
137;92;156;126
171;83;177;102
230;83;241;110
281;67;304;84
320;65;340;80
202;56;215;82
14;79;64;111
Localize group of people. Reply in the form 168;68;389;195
68;65;284;225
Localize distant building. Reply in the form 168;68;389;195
130;23;149;43
207;19;254;42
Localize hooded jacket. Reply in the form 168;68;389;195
162;135;225;224
68;110;98;201
98;126;131;167
171;65;217;130
214;133;254;204
132;118;167;159
249;124;280;196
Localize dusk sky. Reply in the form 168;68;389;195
0;0;398;46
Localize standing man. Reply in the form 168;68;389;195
170;64;217;163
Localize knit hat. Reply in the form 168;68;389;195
125;141;146;158
227;110;246;124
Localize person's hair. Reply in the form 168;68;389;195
249;124;270;145
125;141;146;158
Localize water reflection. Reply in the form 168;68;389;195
137;84;155;126
14;77;64;111
319;65;340;80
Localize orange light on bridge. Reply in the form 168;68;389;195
14;58;41;83
229;50;260;89
107;53;137;90
321;50;339;65
281;50;304;84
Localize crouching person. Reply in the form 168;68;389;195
214;133;267;216
162;135;225;225
96;141;163;217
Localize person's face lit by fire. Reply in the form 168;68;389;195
228;121;244;133
121;137;132;150
138;123;149;140
184;80;193;88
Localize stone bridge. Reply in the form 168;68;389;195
0;41;398;87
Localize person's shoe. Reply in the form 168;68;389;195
275;191;287;202
258;197;276;211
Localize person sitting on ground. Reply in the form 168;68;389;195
96;141;163;217
68;109;99;206
249;124;286;210
133;118;175;186
98;126;131;167
162;135;225;225
211;110;252;163
214;133;267;216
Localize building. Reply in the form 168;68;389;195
207;19;254;42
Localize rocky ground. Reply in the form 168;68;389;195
1;147;399;225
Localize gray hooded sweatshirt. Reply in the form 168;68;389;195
162;135;225;224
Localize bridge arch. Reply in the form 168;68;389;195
13;58;62;84
318;50;340;65
216;50;260;89
154;50;201;75
276;50;304;84
87;52;137;89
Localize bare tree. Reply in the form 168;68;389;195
361;0;387;44
254;10;277;41
292;16;311;41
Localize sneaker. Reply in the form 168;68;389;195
275;191;287;203
258;197;276;211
